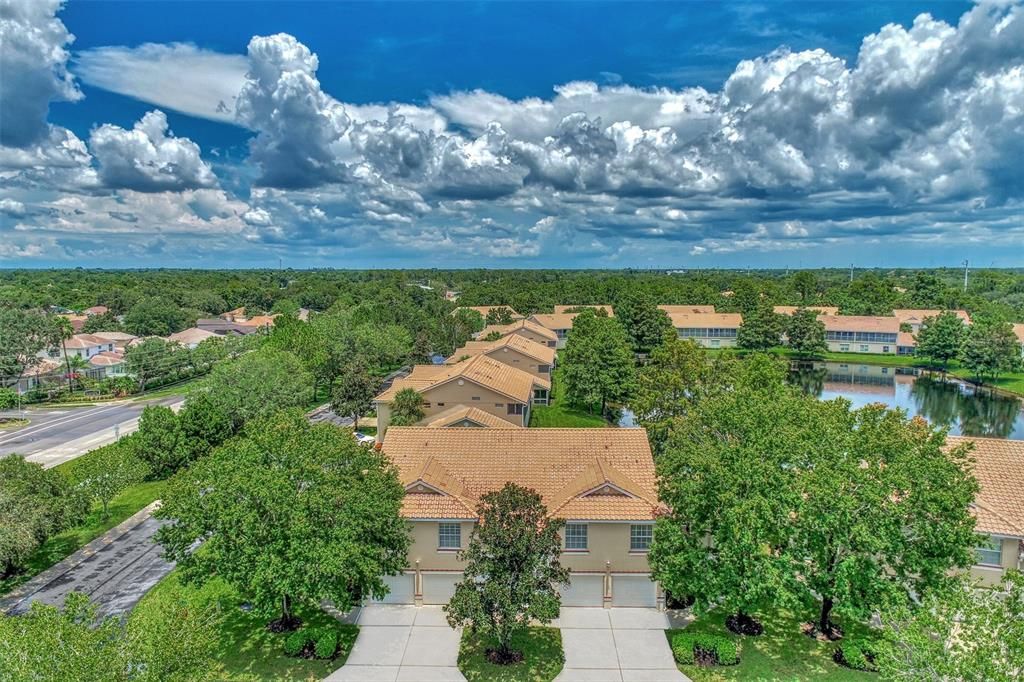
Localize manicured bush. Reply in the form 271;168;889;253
834;639;877;672
313;628;338;659
283;629;310;657
669;632;739;666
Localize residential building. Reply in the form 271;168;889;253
819;315;900;354
477;319;558;348
445;333;555;383
219;307;247;322
1012;323;1024;357
88;351;127;377
423;405;524;429
59;313;88;332
946;436;1024;586
773;305;839;316
553;305;615;315
9;358;65;395
657;305;716;314
666;312;742;349
83;305;109;316
90;331;138;351
896;332;917;355
375;427;662;607
168;327;219;349
40;334;116;361
893;309;971;333
526;313;580;349
195;319;263;336
373;354;551;441
451;305;522;320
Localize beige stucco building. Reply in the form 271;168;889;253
819;315;901;354
445;333;555;383
666;312;742;349
374;427;662;608
892;309;971;334
477;318;558;348
373;354;550;441
947;436;1024;587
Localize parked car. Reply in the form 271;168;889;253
354;432;376;446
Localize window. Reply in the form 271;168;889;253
471;396;480;401
710;339;721;348
859;345;870;352
839;344;850;352
507;403;525;415
630;525;653;552
436;402;445;407
547;341;556;347
975;537;1002;566
533;389;549;404
564;523;588;550
495;403;504;408
438;523;461;550
538;364;550;373
882;346;890;353
422;402;431;408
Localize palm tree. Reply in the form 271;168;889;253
54;317;75;394
65;355;90;392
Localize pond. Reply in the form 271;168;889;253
791;361;1024;440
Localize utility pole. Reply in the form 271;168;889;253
849;263;854;283
962;260;969;292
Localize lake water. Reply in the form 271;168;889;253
617;361;1024;440
791;362;1024;440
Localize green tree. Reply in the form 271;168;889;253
651;355;805;629
134;405;190;479
176;391;233;459
786;308;828;357
791;402;979;637
124;297;189;336
124;337;183;391
876;571;1024;682
737;303;783;350
331;360;379;431
844;273;896;316
80;311;123;334
915;311;966;372
615;292;673;354
197;349;312;432
0;456;87;578
412;331;433;364
485;306;515;325
907;272;950;309
267;315;335;403
0;590;222;682
155;410;410;628
444;483;568;663
561;309;637;414
389;387;425;426
960;316;1019;382
74;441;150;520
483;330;503;342
791;271;817;301
630;338;738;454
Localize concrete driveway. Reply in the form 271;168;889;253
325;604;465;681
553;608;689;682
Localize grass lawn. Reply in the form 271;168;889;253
668;610;877;682
0;479;165;595
459;626;564;682
136;572;358;681
529;368;608;428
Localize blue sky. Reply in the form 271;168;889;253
1;0;1021;268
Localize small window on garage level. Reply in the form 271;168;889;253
438;522;461;550
630;525;653;552
538;364;550;373
507;403;525;415
564;523;588;551
975;537;1002;566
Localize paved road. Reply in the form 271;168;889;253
0;396;183;467
0;503;174;619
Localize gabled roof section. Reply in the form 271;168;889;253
658;305;716;314
447;333;556;366
946;435;1024;538
478;318;558;342
553;305;615;315
382;427;659;521
402;456;478;518
773;305;839;316
666;312;743;329
375;354;548;403
424;405;522;429
893;309;971;325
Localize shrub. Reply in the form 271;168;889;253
0;388;17;410
283;630;309;657
669;632;739;666
313;628;338;659
834;639;877;672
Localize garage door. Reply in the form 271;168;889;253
422;573;461;604
371;573;414;604
560;574;604;607
611;575;657;607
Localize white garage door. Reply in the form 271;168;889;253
611;575;657;607
422;573;461;604
560;574;604;607
372;573;414;604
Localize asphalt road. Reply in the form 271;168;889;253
0;396;183;462
0;508;173;619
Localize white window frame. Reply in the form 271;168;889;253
630;524;653;552
564;523;588;551
975;537;1002;567
438;522;461;550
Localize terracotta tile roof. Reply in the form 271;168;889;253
446;334;556;366
424;405;523;428
168;327;219;345
63;334;114;349
88;351;124;367
897;331;917;347
375;354;549;403
452;306;522;319
773;306;839;316
818;315;901;333
401;493;477;519
946;436;1024;538
666;312;743;329
529;313;583;331
90;332;137;342
658;305;716;314
478;319;558;342
84;306;108;315
240;315;278;327
1011;323;1024;344
893;309;971;325
382;427;659;521
553;305;615;315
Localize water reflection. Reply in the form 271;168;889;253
791;362;1024;440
